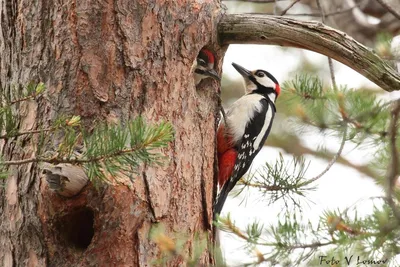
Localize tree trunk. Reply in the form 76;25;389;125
0;0;223;266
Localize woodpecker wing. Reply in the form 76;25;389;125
214;97;276;217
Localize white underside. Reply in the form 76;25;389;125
224;94;268;145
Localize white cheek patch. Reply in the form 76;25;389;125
255;76;276;89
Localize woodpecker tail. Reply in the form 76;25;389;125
213;181;233;219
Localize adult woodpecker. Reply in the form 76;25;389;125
214;63;281;218
193;48;220;85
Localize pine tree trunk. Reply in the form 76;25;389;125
0;0;223;266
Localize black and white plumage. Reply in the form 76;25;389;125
214;63;280;218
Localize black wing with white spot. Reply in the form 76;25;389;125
214;98;276;217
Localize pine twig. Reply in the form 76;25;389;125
3;143;154;166
3;124;171;166
9;93;38;105
238;180;293;191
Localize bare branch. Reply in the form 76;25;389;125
385;100;400;221
376;0;400;21
280;0;301;16
307;124;347;184
0;127;54;139
315;0;338;91
283;7;356;17
222;0;288;2
218;15;400;92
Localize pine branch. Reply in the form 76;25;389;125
238;180;295;192
284;76;392;142
237;154;311;208
218;214;335;249
3;145;154;166
1;118;174;182
267;134;378;179
218;15;400;92
1;82;45;106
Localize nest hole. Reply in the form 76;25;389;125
56;207;94;250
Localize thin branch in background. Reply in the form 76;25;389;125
327;60;338;90
9;94;38;105
282;7;357;17
223;0;359;18
376;0;400;21
385;100;400;221
316;0;338;91
223;0;290;3
273;0;279;15
280;0;301;16
307;124;348;183
0;127;54;139
239;180;292;191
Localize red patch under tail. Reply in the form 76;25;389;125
218;149;237;187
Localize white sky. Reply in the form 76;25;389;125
219;44;395;266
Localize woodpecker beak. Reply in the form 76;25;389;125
204;69;221;81
232;63;252;78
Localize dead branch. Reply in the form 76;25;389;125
218;14;400;92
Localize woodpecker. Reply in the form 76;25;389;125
193;48;220;85
214;63;281;218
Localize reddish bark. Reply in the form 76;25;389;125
0;0;224;266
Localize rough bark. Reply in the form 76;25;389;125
0;0;223;266
218;14;400;92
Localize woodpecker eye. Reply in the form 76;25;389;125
197;58;207;67
257;72;265;77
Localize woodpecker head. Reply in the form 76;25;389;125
193;48;220;85
232;62;280;102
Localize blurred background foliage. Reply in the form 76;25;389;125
214;0;400;266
